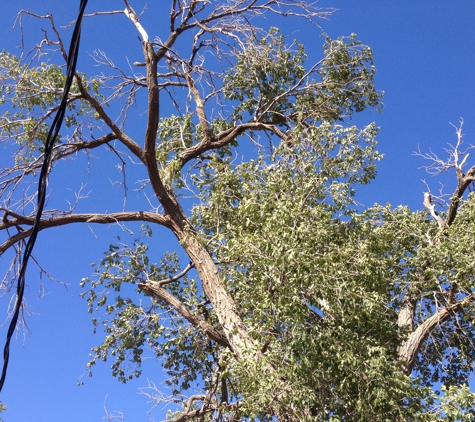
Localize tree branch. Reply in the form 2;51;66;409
138;280;231;349
416;120;475;229
74;76;146;162
423;192;444;229
178;122;289;166
162;392;239;422
123;2;149;42
183;68;212;144
0;210;172;255
398;294;475;375
157;261;194;287
443;164;475;228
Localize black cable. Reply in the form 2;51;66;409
0;0;88;392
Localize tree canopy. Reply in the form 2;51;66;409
1;1;475;421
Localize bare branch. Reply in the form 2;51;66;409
422;192;444;229
0;133;116;199
416;120;475;229
74;76;146;162
64;11;126;29
178;122;289;166
0;210;172;255
123;1;149;42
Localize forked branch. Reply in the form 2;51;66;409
399;294;475;375
417;120;475;229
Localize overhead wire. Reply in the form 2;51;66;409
0;0;89;392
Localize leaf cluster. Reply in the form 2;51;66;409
80;227;218;392
0;51;103;164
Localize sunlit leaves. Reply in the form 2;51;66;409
59;17;472;421
189;118;423;418
223;30;382;125
223;28;307;122
0;51;103;163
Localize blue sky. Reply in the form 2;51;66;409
1;1;475;420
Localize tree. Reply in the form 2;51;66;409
1;1;474;421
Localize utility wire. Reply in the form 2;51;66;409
0;0;89;392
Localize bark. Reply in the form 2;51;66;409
75;76;145;162
181;236;253;360
399;294;475;375
443;164;475;228
177;122;289;167
397;296;415;334
131;32;256;361
130;30;292;419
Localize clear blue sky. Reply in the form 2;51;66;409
1;1;475;420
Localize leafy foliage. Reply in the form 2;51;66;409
1;2;475;421
81;233;213;391
0;51;103;164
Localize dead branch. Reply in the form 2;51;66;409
422;192;444;228
416;120;475;229
0;134;116;200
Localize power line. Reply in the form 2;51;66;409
0;0;89;392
